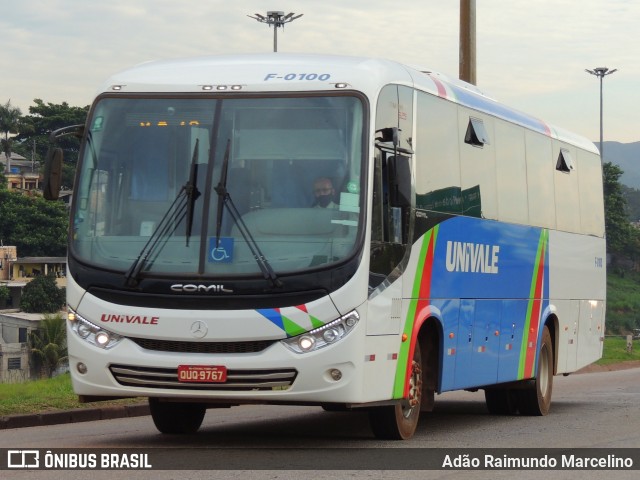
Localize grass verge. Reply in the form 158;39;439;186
0;373;141;417
597;335;640;365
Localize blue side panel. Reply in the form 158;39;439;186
436;299;531;391
432;298;460;392
453;299;475;389
424;216;547;391
470;300;501;387
430;217;541;300
498;300;529;383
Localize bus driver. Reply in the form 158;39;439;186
313;177;338;209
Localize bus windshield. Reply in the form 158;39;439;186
71;95;365;279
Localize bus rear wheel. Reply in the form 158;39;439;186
149;398;206;434
484;388;518;415
369;342;422;440
518;326;554;416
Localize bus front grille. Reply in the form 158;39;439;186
109;364;298;391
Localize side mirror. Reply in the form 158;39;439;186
375;127;399;146
42;147;63;200
388;155;411;208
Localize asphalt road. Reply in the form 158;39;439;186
1;367;639;479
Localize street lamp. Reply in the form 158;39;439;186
585;67;617;161
247;11;303;52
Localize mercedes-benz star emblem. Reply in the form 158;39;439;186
190;321;208;338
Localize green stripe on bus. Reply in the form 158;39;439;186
392;226;438;398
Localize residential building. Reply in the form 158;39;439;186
0;311;42;383
0;245;66;308
1;152;40;191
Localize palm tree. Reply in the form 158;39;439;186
0;100;23;173
30;313;68;378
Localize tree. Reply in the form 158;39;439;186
0;284;10;308
602;162;632;256
30;313;68;378
19;274;66;313
16;99;89;189
622;184;640;223
0;100;22;173
0;189;68;256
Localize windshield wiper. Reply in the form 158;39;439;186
124;141;201;287
214;139;282;289
185;139;201;245
214;139;231;248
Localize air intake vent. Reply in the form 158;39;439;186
130;337;277;354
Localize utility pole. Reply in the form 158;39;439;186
247;11;303;52
585;67;617;162
459;0;476;85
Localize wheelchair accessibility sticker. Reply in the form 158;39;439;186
209;237;234;263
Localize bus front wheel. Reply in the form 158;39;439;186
149;398;206;434
369;342;422;440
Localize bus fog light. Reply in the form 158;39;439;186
329;369;342;381
77;362;88;374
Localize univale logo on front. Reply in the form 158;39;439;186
101;314;159;325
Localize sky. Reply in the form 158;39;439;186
2;0;639;146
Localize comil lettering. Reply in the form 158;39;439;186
445;241;500;274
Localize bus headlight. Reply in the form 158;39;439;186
67;308;123;349
281;310;359;354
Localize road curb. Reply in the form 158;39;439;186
0;403;150;430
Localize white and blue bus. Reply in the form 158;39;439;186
44;54;606;439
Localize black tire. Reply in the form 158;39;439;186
369;342;422;440
149;398;206;434
518;326;554;416
484;388;518;415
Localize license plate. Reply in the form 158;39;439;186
177;365;227;383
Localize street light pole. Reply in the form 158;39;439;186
585;67;617;161
459;0;477;85
247;11;303;52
